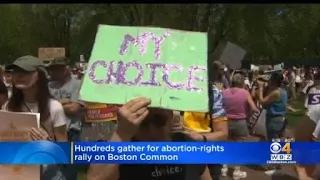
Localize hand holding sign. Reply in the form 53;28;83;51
116;97;151;139
30;128;52;141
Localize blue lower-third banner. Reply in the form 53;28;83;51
2;141;320;164
73;142;320;165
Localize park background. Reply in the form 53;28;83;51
0;4;312;179
0;4;320;66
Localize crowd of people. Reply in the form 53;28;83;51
0;55;319;180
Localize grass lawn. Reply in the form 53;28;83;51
286;96;306;128
76;96;306;180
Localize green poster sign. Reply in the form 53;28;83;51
80;25;208;112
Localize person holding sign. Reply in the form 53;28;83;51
87;97;211;180
3;55;68;180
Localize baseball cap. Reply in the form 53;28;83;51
5;55;47;75
48;57;69;67
269;72;283;83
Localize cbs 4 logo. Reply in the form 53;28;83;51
270;142;292;154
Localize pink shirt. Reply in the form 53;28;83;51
222;88;249;120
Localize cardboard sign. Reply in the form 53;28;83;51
273;63;284;70
85;103;118;122
80;25;209;112
213;41;246;70
0;111;40;180
259;65;272;71
38;48;65;61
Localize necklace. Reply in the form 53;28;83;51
23;102;35;113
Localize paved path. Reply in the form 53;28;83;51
220;129;298;180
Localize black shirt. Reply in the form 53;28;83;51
119;164;205;180
0;80;7;95
118;133;205;180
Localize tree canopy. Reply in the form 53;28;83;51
0;4;319;66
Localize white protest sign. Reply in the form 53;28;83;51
80;55;85;62
0;111;40;180
250;64;259;71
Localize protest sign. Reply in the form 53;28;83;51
85;103;118;122
80;54;85;62
259;65;272;71
213;41;246;70
80;25;208;112
38;47;65;61
274;63;284;70
0;111;40;180
250;64;259;71
248;109;267;137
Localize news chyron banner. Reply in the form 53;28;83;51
1;141;320;165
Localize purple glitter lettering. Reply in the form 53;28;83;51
187;66;207;92
119;61;144;85
119;32;170;60
88;60;108;84
119;35;138;55
105;60;120;84
163;64;184;89
150;32;170;60
140;63;164;86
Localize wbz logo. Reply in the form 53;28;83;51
268;142;295;163
308;94;320;105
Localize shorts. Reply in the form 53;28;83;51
266;115;286;141
228;119;249;140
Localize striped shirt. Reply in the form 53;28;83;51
183;85;227;133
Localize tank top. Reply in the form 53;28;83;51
266;88;287;116
222;88;249;120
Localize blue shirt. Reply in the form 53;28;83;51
266;88;287;116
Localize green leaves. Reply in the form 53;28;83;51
0;4;319;65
